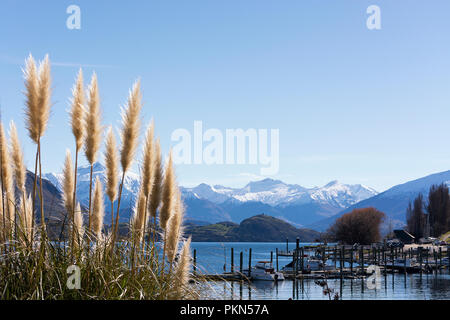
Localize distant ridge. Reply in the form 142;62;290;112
184;214;321;242
45;164;378;226
310;170;450;232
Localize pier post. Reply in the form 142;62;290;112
248;248;252;278
439;247;442;271
276;248;279;271
193;249;197;275
271;251;273;264
334;245;337;268
286;238;289;253
447;246;450;274
434;249;437;273
231;248;234;273
293;250;297;276
300;247;304;272
419;247;423;273
360;246;364;275
390;247;394;272
340;246;344;278
240;251;243;275
403;252;406;274
296;238;300;275
350;247;353;274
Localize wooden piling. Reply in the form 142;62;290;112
296;238;300;275
240;251;243;275
360;246;364;275
300;247;304;272
334;245;337;269
270;251;273;264
293;250;297;275
231;248;234;273
193;249;197;274
350;247;353;274
276;248;279;271
448;246;450;274
248;248;252;278
419;247;422;273
434;249;437;273
403;252;406;274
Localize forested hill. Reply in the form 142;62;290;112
184;214;321;242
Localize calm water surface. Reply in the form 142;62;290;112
191;242;450;300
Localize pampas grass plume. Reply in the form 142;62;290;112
119;80;142;173
141;120;154;197
173;237;192;297
159;151;175;231
166;188;183;264
91;176;105;238
74;202;84;247
84;73;102;164
9;121;26;192
104;126;118;202
70;69;86;151
62;149;74;215
0;122;14;229
148;138;162;218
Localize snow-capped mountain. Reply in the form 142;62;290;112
44;163;140;223
311;170;450;232
181;178;377;209
41;166;450;230
44;164;377;226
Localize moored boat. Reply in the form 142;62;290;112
245;261;285;281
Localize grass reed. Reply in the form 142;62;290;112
0;55;204;300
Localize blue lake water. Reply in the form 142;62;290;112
191;242;450;300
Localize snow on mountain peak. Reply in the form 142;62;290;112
45;163;379;214
182;178;378;208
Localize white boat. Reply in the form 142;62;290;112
390;258;418;268
282;257;333;272
385;258;422;272
246;261;285;281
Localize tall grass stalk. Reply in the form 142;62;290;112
70;69;86;252
83;73;102;233
114;81;142;244
0;56;204;300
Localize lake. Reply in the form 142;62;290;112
191;242;450;300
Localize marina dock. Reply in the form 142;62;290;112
193;239;450;282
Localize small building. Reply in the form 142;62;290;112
393;229;415;244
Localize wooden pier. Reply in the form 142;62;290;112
193;240;450;282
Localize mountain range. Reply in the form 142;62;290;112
44;163;378;227
44;163;140;224
180;178;378;226
310;170;450;232
43;164;450;233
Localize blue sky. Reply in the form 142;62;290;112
1;0;450;192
